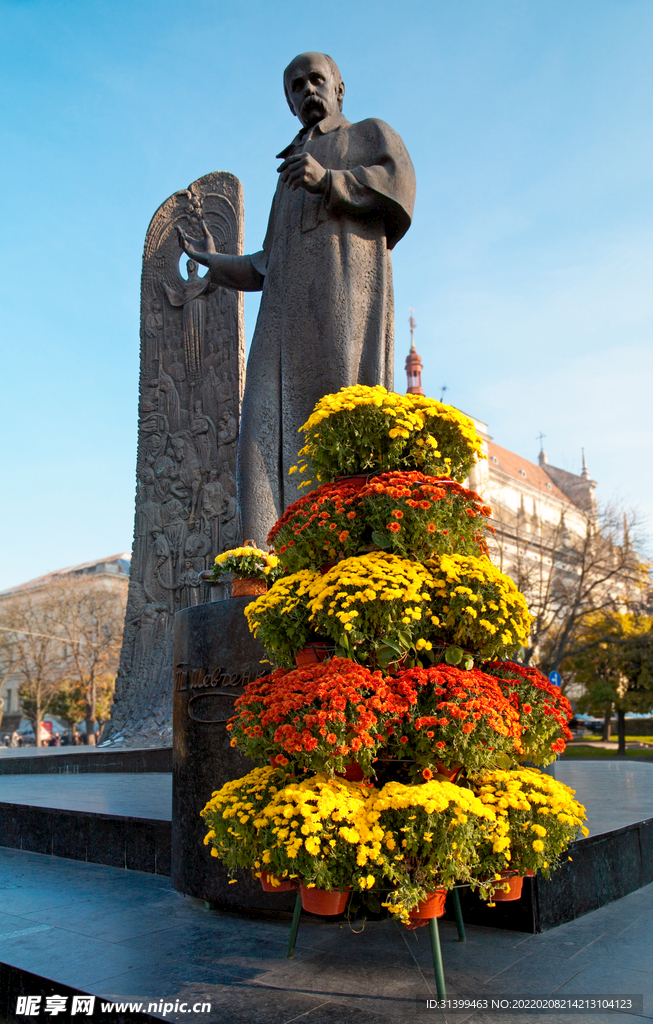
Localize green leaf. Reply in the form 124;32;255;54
365;894;381;914
445;646;463;665
372;531;392;549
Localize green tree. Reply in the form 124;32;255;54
566;613;653;754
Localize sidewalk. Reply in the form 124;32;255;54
1;847;653;1024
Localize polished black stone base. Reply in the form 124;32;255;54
171;598;296;913
0;802;171;875
0;746;172;776
447;814;653;932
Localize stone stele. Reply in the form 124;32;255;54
103;172;244;748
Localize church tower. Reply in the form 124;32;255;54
405;310;424;395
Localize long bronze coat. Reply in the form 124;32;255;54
238;110;416;545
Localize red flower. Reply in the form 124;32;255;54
422;768;433;780
436;741;446;749
387;522;401;533
399;736;409;744
391;509;404;519
338;530;349;543
427;523;436;533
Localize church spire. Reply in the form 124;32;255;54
581;448;590;480
405;309;424;395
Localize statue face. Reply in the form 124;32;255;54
284;53;343;128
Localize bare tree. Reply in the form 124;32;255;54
0;628;17;733
47;578;126;744
488;502;649;677
0;576;127;745
0;595;68;745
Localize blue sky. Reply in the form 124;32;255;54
1;0;652;589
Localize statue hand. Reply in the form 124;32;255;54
176;219;218;266
277;152;327;192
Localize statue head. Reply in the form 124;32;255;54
283;52;344;128
187;259;198;278
170;436;185;461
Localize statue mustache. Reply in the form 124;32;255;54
301;95;327;115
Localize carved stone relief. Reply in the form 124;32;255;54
104;172;245;747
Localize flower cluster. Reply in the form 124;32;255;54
380;664;523;778
201;769;501;916
211;545;281;583
487;661;574;764
372;778;499;918
423;554;532;660
244;570;319;667
268;478;367;570
306;552;437;669
293;385;484;485
472;768;588;887
200;766;283;876
268;472;493;573
252;774;391;894
227;659;399;777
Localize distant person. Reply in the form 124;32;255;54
10;731;20;747
61;731;70;746
2;734;9;747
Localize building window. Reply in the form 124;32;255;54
546;482;552;490
492;456;498;464
520;469;527;478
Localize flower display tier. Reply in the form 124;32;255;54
201;385;586;933
292;385;485;483
267;471;494;572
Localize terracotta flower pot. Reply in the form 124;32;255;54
319;562;336;576
435;760;462;782
260;871;299;893
404;888;448;930
336;761;365;783
231;576;267;598
493;872;524;901
525;869;535;878
299;884;350;915
295;643;332;667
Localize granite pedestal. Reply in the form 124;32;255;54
171;598;296;913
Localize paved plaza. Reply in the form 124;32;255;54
1;845;653;1024
2;761;653;837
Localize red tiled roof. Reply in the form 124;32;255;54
487;441;572;505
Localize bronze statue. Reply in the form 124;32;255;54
179;52;415;545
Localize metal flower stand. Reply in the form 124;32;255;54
286;886;467;1001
